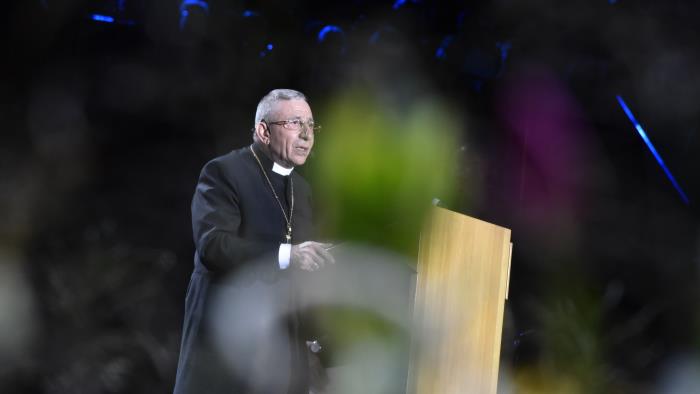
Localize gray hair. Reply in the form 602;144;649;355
253;89;307;142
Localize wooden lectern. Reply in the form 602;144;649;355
407;207;512;394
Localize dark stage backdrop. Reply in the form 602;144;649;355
1;1;699;393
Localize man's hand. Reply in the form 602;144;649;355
290;241;335;271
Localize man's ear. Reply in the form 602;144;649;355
254;122;270;144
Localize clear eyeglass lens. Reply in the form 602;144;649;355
284;120;318;131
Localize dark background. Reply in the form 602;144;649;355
1;0;699;393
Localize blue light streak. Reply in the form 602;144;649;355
616;95;689;204
91;14;115;23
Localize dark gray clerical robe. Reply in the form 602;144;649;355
173;144;314;394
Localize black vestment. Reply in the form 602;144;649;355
173;145;314;394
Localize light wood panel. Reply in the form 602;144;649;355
407;207;512;394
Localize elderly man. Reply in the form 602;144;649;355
173;89;334;394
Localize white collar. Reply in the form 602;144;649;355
272;162;294;176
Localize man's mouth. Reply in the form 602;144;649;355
295;146;309;154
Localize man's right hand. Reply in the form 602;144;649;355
290;241;335;272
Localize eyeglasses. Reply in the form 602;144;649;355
264;119;321;133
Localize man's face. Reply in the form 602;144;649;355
265;99;314;167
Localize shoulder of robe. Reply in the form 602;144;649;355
201;147;255;180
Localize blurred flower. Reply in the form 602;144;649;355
310;89;460;256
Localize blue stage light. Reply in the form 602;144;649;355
317;25;343;42
369;31;380;45
259;43;274;58
435;35;454;60
496;41;511;62
179;0;209;30
91;14;115;23
616;95;689;204
495;41;512;77
393;0;407;9
456;11;466;29
435;47;446;59
242;10;259;18
393;0;420;10
181;0;209;12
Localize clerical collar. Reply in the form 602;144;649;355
251;144;294;176
272;162;294;176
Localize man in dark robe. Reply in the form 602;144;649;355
173;89;334;394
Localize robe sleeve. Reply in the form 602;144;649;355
191;158;279;274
